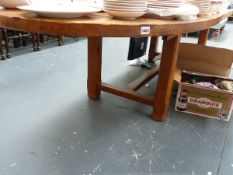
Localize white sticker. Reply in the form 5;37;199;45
140;26;150;35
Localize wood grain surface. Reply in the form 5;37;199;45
0;10;232;37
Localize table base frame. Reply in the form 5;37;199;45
87;35;181;122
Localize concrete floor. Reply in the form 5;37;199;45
0;22;233;175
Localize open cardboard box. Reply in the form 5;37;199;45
175;71;233;121
173;43;233;121
174;43;233;86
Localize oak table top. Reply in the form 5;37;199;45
0;10;232;37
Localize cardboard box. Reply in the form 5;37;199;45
176;43;233;77
175;71;233;121
174;43;233;89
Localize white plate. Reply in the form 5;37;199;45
104;0;146;3
104;4;146;9
148;0;185;2
29;0;69;5
104;7;147;12
104;0;145;4
0;6;4;10
18;4;101;18
104;2;145;6
104;9;146;19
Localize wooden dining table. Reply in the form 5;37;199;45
0;9;232;122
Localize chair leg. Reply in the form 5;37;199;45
45;35;50;42
0;28;5;60
36;34;40;51
32;33;37;51
11;31;20;48
39;34;45;43
3;29;10;58
22;33;27;47
58;35;64;46
220;25;225;35
213;30;220;40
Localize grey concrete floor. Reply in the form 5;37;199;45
0;22;233;175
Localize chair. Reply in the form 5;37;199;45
41;35;64;46
0;28;41;60
7;30;40;51
0;29;65;60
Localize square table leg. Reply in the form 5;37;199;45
148;36;159;62
153;35;181;122
87;36;102;100
198;29;209;45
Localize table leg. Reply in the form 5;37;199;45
87;37;102;100
153;35;181;122
148;36;159;62
198;29;209;45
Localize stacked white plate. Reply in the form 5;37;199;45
147;0;185;10
18;3;101;18
103;0;147;19
188;0;211;15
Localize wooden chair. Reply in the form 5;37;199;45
7;30;40;51
0;28;41;60
0;29;64;60
41;34;64;46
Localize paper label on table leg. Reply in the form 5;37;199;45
140;26;150;35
